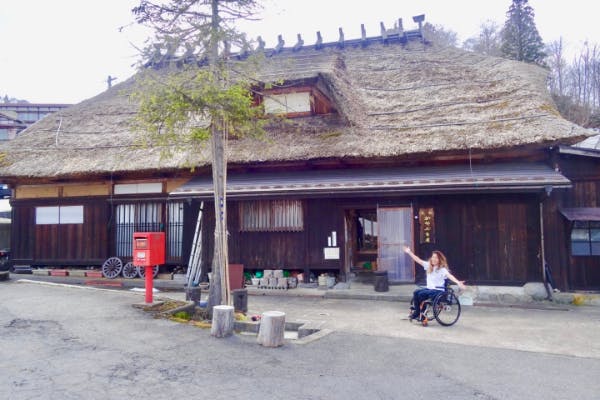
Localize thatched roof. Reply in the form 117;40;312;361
0;36;591;181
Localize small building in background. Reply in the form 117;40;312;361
0;103;70;140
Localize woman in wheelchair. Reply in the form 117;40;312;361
403;246;466;322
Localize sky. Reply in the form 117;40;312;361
1;0;599;104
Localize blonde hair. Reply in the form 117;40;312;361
427;250;449;274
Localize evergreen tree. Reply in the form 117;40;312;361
500;0;546;65
132;0;263;312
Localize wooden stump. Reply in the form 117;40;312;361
211;305;234;338
257;311;286;347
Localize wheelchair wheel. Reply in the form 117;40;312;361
433;291;461;326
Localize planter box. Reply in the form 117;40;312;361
85;270;104;278
50;269;69;277
32;269;50;276
68;270;87;278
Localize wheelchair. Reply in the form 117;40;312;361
409;280;461;327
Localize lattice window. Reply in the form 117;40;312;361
239;200;303;232
115;202;163;258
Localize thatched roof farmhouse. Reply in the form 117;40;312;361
0;20;590;182
2;17;598;292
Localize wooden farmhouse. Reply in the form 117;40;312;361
0;18;597;290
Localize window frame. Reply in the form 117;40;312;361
35;205;84;225
570;220;600;256
239;200;304;232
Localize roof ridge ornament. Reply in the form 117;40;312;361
315;31;323;50
257;35;266;51
380;22;388;43
293;34;304;52
274;34;285;53
337;28;345;48
413;14;425;41
360;24;367;46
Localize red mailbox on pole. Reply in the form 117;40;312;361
133;232;165;304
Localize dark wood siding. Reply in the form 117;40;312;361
199;198;342;277
414;194;540;285
11;199;109;266
193;194;540;285
544;154;600;290
11;204;34;263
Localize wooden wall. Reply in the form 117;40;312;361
8;184;549;286
200;199;343;278
414;194;541;285
196;194;541;285
544;154;600;290
11;199;109;266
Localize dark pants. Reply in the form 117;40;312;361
411;288;441;318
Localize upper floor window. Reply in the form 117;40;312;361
260;84;336;118
114;182;162;195
264;92;311;115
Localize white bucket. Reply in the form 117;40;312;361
318;274;327;287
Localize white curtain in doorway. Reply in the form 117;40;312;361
377;207;414;282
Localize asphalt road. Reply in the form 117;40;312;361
1;280;600;400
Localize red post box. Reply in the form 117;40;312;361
133;232;165;266
133;232;165;304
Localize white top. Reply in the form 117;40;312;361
423;262;449;290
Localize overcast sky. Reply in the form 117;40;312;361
1;0;598;104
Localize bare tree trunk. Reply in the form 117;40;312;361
206;0;232;314
207;123;225;313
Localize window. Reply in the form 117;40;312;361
263;92;311;115
571;221;600;256
114;201;184;259
239;200;303;232
357;211;378;252
36;206;84;224
115;203;163;257
114;182;162;195
167;202;184;258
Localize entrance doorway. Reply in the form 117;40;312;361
377;207;414;282
345;206;414;283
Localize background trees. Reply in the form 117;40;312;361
500;0;546;65
457;0;600;129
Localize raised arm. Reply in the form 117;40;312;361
402;246;428;268
446;272;466;290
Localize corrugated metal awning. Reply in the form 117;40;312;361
170;162;570;199
560;208;600;221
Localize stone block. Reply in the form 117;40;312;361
85;270;103;278
523;282;548;300
32;269;50;276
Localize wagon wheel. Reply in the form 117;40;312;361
137;265;159;279
122;262;138;279
101;257;123;279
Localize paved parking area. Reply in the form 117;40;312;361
2;280;600;399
